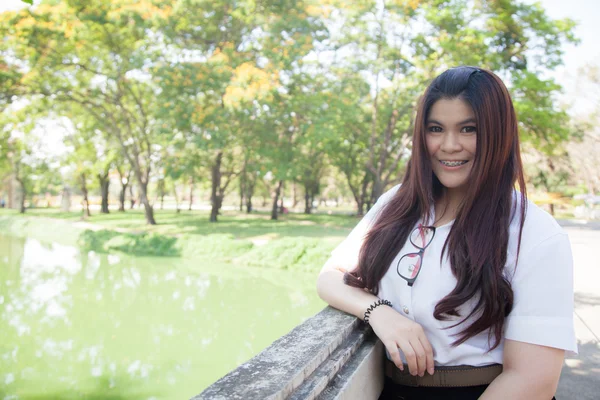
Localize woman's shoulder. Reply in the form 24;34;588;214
510;192;567;253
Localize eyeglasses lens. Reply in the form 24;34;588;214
409;226;435;249
398;253;421;279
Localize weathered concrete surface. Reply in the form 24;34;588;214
317;337;384;400
193;307;363;400
556;221;600;400
288;327;371;400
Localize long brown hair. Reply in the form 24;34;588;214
345;66;527;349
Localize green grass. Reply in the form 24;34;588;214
0;207;360;272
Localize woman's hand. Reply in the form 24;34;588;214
316;268;434;377
369;305;435;377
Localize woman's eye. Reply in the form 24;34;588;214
461;126;476;133
428;126;442;133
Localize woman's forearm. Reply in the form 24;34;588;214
316;267;380;319
479;370;556;400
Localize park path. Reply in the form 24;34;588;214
556;220;600;399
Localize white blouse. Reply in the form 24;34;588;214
330;184;577;366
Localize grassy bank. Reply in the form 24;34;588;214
0;208;359;272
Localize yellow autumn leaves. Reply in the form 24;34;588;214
224;63;278;107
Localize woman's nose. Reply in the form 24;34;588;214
440;132;462;152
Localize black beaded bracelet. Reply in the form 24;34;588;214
363;299;392;325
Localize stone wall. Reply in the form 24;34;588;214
193;307;384;400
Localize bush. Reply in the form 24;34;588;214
235;237;332;272
178;234;254;260
79;229;180;257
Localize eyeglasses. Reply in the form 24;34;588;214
396;224;436;287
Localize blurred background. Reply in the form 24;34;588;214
0;0;598;399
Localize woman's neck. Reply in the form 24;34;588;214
434;188;466;227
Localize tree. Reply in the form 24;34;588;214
155;0;328;222
115;159;132;212
320;0;578;212
1;1;175;224
567;65;600;196
0;57;23;204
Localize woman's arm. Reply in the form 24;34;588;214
316;258;381;320
479;339;565;400
316;258;435;377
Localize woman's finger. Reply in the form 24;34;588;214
384;341;404;371
397;339;418;376
409;338;427;377
419;336;435;375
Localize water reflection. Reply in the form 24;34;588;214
0;234;324;399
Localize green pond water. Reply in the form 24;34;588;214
0;233;325;399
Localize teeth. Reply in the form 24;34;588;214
441;160;467;167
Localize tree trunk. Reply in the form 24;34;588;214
547;159;556;216
138;181;156;225
116;168;130;212
292;182;299;208
304;191;311;214
244;174;256;214
271;179;283;220
119;182;127;212
98;172;110;214
358;173;372;216
245;193;253;213
189;176;194;211
129;185;135;209
7;176;13;209
278;181;284;213
16;179;26;214
80;173;91;218
370;177;384;209
159;180;166;210
61;186;71;212
239;167;246;212
210;152;223;222
174;183;181;214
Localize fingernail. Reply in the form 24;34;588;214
428;368;434;375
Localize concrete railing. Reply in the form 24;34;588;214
193;307;385;400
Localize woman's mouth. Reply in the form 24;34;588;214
440;160;468;167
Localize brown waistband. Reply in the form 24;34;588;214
384;358;503;387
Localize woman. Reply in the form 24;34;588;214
316;66;576;400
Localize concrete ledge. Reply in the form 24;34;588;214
318;337;384;400
289;325;371;400
193;307;383;400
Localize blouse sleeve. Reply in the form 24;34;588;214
329;184;400;270
504;232;578;355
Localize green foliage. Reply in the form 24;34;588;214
0;209;349;272
0;0;582;218
178;233;254;260
78;229;180;257
234;237;331;272
77;229;119;251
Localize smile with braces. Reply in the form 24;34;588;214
440;160;468;167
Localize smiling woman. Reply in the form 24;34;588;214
425;98;477;206
317;66;575;400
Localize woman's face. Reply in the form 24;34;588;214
425;97;477;197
